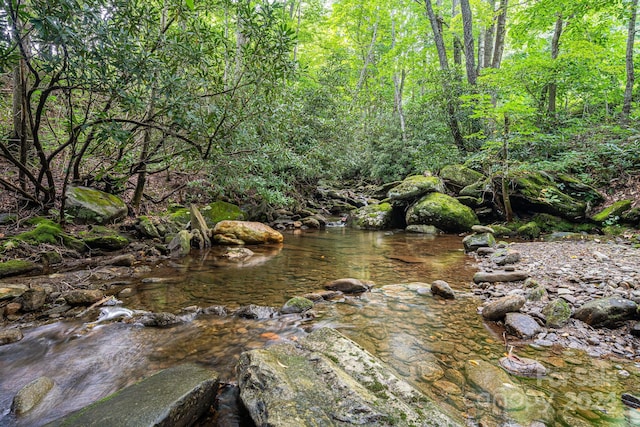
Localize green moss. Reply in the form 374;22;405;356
350;202;393;230
15;221;62;245
165;201;246;228
0;259;39;278
591;200;632;224
387;175;445;201
79;226;129;251
517;221;541;239
439;164;484;188
512;171;587;220
406;192;478;232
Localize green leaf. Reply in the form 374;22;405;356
185;0;194;10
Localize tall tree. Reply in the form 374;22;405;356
420;0;465;150
622;0;638;123
460;0;476;85
547;13;564;118
492;0;507;68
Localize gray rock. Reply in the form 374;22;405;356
491;249;521;266
573;297;638;327
476;247;496;256
137;312;182;327
325;278;371;294
505;313;542;338
431;280;455;299
542;299;572;328
45;364;218;427
234;304;278;319
0;328;24;345
481;295;526;321
107;254;136;267
406;224;439;234
632;322;640;337
237;327;460;427
12;376;54;415
21;287;47;312
473;271;528;283
0;284;28;300
63;290;104;306
499;356;547;378
462;232;496;252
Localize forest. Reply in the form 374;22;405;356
0;0;638;221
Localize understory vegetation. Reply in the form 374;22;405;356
0;0;638;216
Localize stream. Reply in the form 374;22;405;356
1;228;639;426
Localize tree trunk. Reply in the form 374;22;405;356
547;14;563;118
477;30;485;72
460;0;476;85
483;0;495;68
424;0;466;151
501;113;512;222
491;0;508;69
391;17;407;143
452;0;462;66
622;0;638;123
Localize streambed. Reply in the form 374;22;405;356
1;228;639;426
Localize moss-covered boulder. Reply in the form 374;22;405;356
517;221;541;239
0;260;41;278
462;232;496;252
508;172;602;221
542;299;571;328
213;221;283;245
439;164;485;190
79;226;129;251
166;201;246;228
406;192;479;233
591;200;632;224
65;186;127;225
348;202;393;230
387;175;445;202
13;219;62;245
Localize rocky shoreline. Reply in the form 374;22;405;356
470;235;640;360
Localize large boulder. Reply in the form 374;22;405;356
406;192;479;233
65;186;127;225
506;172;603;221
439;164;485;190
572;297;638;327
387;175;445;202
212;220;283;245
45;364;218;427
237;327;460;427
481;295;526;321
348;202;393;230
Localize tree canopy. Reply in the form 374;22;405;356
0;0;638;215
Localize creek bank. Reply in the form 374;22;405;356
469;236;640;360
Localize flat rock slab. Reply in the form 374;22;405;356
473;271;529;283
237;327;460;427
46;364;218;427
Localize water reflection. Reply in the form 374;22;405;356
1;229;639;426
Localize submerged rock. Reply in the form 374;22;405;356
237;327;460;427
234;304;278;319
12;376;54;415
431;280;455;299
325;278;371;294
499;356;547;378
0;328;23;345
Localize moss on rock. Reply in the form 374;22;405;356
349;202;393;230
165;201;246;228
517;221;541;239
79;226;129;251
591;199;632;224
65;186;128;225
387;176;445;202
0;260;41;278
14;220;62;245
406;192;478;233
439;164;485;189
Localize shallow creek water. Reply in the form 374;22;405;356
1;228;639;426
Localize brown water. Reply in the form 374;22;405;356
1;228;639;426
